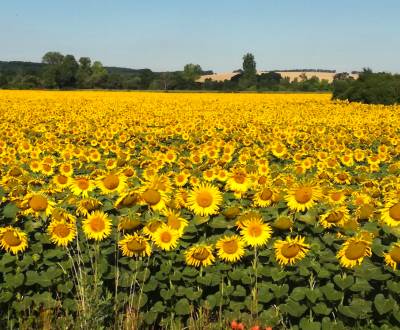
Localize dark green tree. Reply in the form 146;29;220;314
240;53;257;89
76;57;92;88
183;64;202;82
58;55;79;88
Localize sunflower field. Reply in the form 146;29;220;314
1;90;400;329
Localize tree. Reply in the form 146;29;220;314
183;64;202;82
42;52;64;65
77;57;93;88
240;53;257;89
88;61;108;88
58;55;79;88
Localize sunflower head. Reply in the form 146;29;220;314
152;224;180;251
119;233;151;257
285;183;322;212
47;220;76;247
82;211;112;241
384;243;400;270
185;244;215;268
337;236;372;268
274;235;310;267
240;216;272;247
0;226;28;254
216;235;245;263
187;183;223;217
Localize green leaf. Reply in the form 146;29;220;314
299;318;321;330
175;298;191;315
312;302;332;316
305;288;322;303
160;289;174;300
4;272;24;288
320;284;343;301
143;278;158;292
272;284;289;298
350;278;373;292
57;281;73;294
32;292;58;309
387;280;400;294
144;311;158;325
232;285;246;297
338;298;372;319
333;274;354;290
290;287;306;301
0;291;13;303
3;202;19;218
281;300;308;317
374;294;393;315
258;287;273;303
185;288;202;301
271;268;287;281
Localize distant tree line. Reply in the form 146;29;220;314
0;51;340;92
332;69;400;105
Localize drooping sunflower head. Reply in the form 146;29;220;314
337;236;372;268
82;211;112;241
119;233;151;258
274;235;310;267
216;235;245;263
0;226;28;254
117;215;142;232
47;220;76;247
76;197;102;217
384;242;400;270
319;206;350;229
272;215;294;231
240;216;273;247
285;183;323;212
187;183;223;217
142;218;164;237
152;224;180;251
185;244;215;268
115;191;140;208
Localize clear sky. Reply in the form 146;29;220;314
1;0;399;73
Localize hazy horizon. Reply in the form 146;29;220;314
1;0;399;73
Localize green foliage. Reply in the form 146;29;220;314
333;69;400;105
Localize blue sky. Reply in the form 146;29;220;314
1;0;399;72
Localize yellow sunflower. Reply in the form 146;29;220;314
139;187;168;211
52;174;70;190
226;169;252;193
76;197;102;217
59;163;74;176
22;192;55;219
253;186;278;207
0;226;28;254
142;218;164;237
119;233;151;257
47;220;76;247
82;211;112;241
117;215;142;232
384;242;400;270
185;244;215;267
97;173;127;195
152;225;180;251
162;208;188;234
274;236;310;266
216;235;245;263
381;200;400;227
70;176;95;197
285;183;323;212
187;182;223;216
115;191;140;208
337;236;372;268
272;215;294;231
240;217;272;247
319;206;350;229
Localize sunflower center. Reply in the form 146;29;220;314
62;165;71;172
126;240;146;252
192;248;210;261
331;192;342;201
168;215;181;230
77;178;90;190
57;175;68;184
390;246;400;263
121;194;138;207
345;241;368;260
147;221;162;233
142;189;161;205
89;217;105;232
295;187;313;204
103;174;119;190
258;176;267;185
29;195;48;211
326;211;344;223
160;231;172;243
281;243;301;258
53;224;71;238
3;230;22;247
233;173;246;184
124;168;134;177
222;240;238;254
9;167;22;177
248;224;262;237
337;173;348;181
260;188;273;201
196;191;213;208
389;203;400;221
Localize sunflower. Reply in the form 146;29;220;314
119;233;151;257
47;220;76;247
22;192;55;219
216;235;245;263
162;208;188;233
319;206;350;229
253;186;277;207
97;173;127;195
82;211;112;241
337;236;372;268
187;182;223;216
384;242;400;270
76;197;102;217
70;176;95;197
115;191;140;208
325;190;347;205
118;215;142;232
185;244;215;267
51;207;76;223
381;200;400;227
285;183;323;212
139;187;168;211
152;224;180;251
53;174;70;190
226;169;252;193
59;163;74;176
274;236;310;266
240;216;272;247
272;215;294;231
0;226;28;254
142;218;164;237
